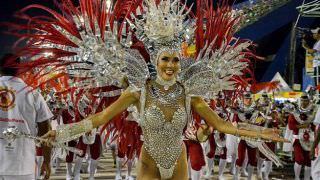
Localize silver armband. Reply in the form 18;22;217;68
56;120;93;143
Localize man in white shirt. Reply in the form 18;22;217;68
0;54;53;180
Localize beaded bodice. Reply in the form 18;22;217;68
140;80;187;179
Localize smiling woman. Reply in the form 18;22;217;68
156;52;181;83
5;0;288;179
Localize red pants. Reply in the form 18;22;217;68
77;134;101;160
236;140;257;167
293;141;311;166
66;140;77;163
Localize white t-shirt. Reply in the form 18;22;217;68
0;76;53;175
314;105;320;125
313;40;320;51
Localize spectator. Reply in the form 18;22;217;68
0;54;53;180
302;27;320;54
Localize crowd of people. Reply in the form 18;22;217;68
26;86;320;180
1;52;319;179
185;91;320;180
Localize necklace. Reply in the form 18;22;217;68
149;81;183;108
155;75;176;91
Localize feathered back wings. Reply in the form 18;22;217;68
4;0;259;111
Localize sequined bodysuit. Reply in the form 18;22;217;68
140;80;187;179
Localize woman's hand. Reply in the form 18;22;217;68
196;124;213;142
41;130;57;146
185;126;197;141
260;128;288;143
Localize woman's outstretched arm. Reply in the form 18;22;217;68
43;89;139;143
191;96;286;142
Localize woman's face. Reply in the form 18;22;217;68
156;51;180;81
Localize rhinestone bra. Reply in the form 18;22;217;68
140;81;187;179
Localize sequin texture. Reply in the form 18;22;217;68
140;81;187;179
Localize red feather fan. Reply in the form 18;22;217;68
251;81;281;94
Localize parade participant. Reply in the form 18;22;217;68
116;105;142;180
260;109;280;180
203;100;218;179
60;108;78;180
311;105;320;179
73;90;105;180
185;112;208;180
0;54;53;180
282;102;296;154
10;1;287;179
212;93;230;180
257;93;280;180
50;107;65;175
311;126;320;179
233;91;260;180
225;97;239;176
255;92;273;179
288;94;317;180
73;128;101;180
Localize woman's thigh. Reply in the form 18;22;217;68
171;145;188;180
136;147;161;180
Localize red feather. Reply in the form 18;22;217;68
251;81;281;94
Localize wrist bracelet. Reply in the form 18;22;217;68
56;120;93;143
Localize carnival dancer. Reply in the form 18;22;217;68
115;105;143;180
59;108;78;180
311;100;320;179
282;101;296;155
288;94;317;180
212;94;230;180
185;114;208;180
225;97;239;176
255;93;273;179
9;1;287;179
233;91;260;180
311;122;320;179
257;93;281;180
73;90;106;180
203;100;218;179
73;128;101;180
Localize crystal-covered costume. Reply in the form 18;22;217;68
3;0;289;179
141;81;187;178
